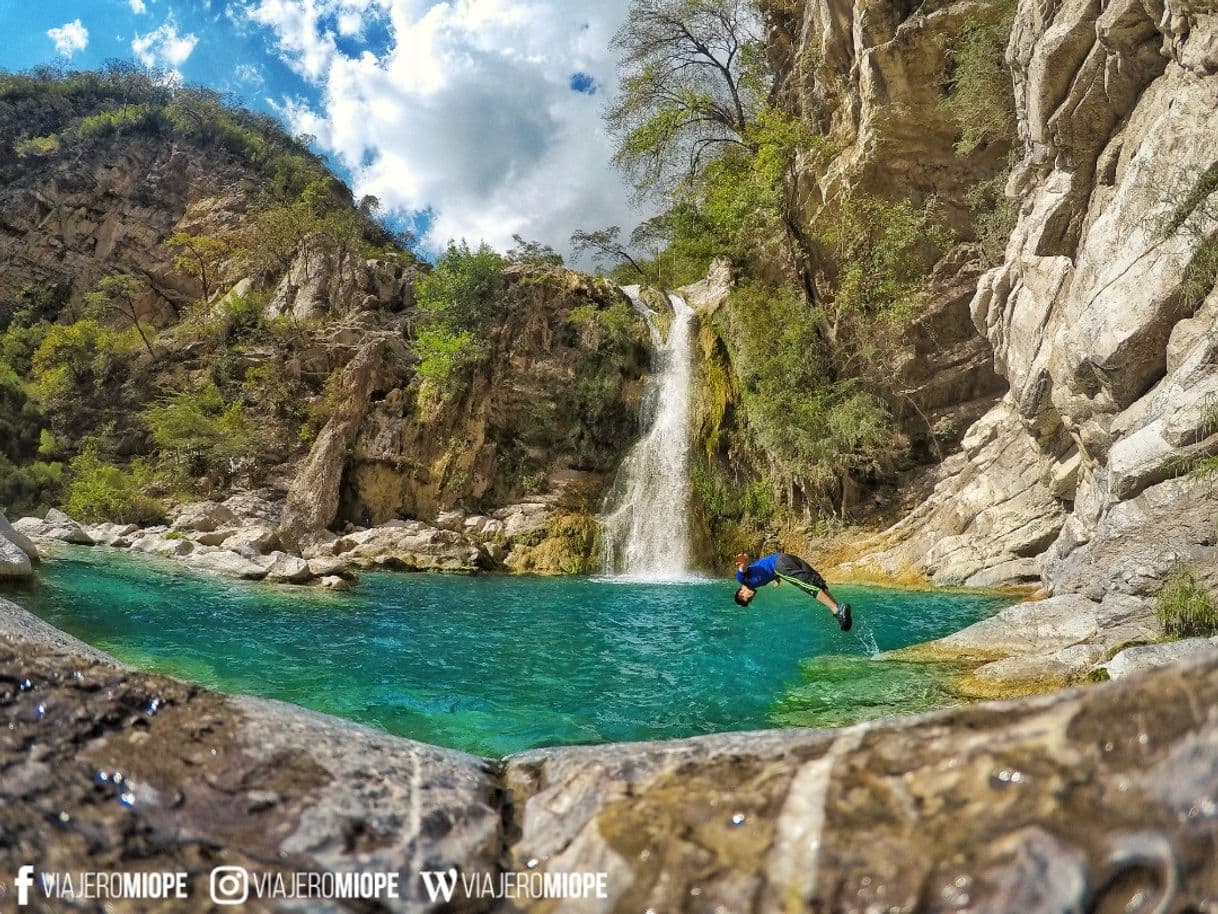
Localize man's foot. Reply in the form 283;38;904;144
834;602;852;632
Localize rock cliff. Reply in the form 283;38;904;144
763;0;1218;601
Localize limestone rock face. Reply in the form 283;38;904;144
338;267;649;529
810;0;1218;591
333;522;485;573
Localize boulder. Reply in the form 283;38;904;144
305;555;350;578
82;522;139;548
182;549;269;580
317;574;352;591
1098;637;1218;679
191;529;237;547
221;492;281;523
434;510;466;532
130;533;194;558
914;594;1102;660
0;513;39;562
222;524;280;555
20;509;96;545
0;537;33;579
171;501;239;533
259;551;312;584
335;522;483;572
494;502;552;540
462;515;505;539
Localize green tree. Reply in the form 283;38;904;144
412;242;507;395
84;273;155;358
608;0;768;198
63;444;162;525
168;231;231;301
143;381;267;483
507;234;564;267
570;226;650;280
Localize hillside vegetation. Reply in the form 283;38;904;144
0;66;647;532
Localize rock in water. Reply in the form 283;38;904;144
0;513;38;562
0;537;33;578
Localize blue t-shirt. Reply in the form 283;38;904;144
736;553;779;589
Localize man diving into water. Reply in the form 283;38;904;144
733;552;853;631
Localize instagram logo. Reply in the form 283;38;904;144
209;866;249;905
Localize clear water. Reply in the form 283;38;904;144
1;548;1015;757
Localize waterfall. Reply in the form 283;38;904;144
600;286;696;580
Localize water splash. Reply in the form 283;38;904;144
854;624;880;657
601;286;696;581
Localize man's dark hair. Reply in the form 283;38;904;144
734;587;753;607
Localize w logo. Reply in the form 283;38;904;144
419;868;460;903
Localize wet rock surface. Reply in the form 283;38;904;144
0;601;500;914
3;598;1218;912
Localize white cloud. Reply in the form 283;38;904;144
129;0;148;14
132;16;199;68
234;63;266;86
247;0;643;257
48;19;89;58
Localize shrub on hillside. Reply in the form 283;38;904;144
143;381;267;484
1157;567;1218;638
413;242;506;396
63;446;163;525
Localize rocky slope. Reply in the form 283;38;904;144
3;597;1216;912
0;73;650;574
848;0;1218;597
735;0;1218;690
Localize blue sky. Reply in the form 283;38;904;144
0;0;641;257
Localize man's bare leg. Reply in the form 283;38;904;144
814;587;839;615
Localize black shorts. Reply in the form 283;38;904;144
774;554;827;594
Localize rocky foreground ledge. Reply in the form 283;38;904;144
3;599;1217;912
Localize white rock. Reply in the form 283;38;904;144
223;524;280;555
192;529;237;547
0;536;34;578
0;513;39;562
183;550;269;580
130;533;194;557
260;551;312;584
1099;638;1218;680
306;555;349;578
83;522;139;547
171;501;239;533
34;509;95;545
932;594;1101;657
434;510;466;531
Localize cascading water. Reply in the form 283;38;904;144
600;286;696;580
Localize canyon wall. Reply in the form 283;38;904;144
767;0;1218;598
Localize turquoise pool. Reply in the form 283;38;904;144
1;548;1014;756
